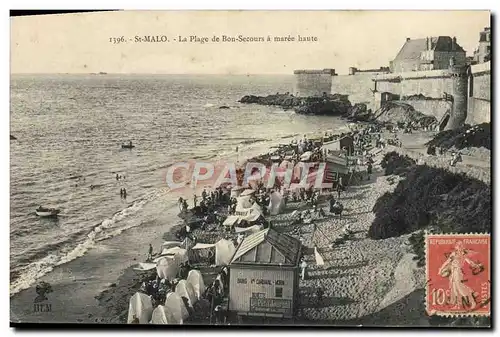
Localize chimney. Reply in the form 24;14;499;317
452;37;457;51
406;37;410;42
426;37;429;50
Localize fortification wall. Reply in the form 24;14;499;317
331;74;375;104
400;100;452;121
466;62;491;124
374;64;490;126
293;69;335;97
374;70;454;98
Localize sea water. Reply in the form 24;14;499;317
10;74;350;297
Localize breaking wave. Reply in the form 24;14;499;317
9;189;166;296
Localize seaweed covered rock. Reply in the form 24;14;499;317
426;123;491;151
380;151;416;176
239;93;352;116
294;98;352;115
373;102;437;128
344;103;374;122
369;155;491;240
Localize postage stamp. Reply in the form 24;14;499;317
425;233;490;317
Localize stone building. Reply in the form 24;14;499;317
473;27;491;64
293;69;336;97
390;36;466;73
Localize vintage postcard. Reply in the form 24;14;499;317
10;10;491;327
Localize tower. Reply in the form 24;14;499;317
446;61;468;130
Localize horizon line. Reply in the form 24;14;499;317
10;72;298;76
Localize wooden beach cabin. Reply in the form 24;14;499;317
228;228;301;319
322;135;354;155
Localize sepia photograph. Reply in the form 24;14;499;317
9;10;491;328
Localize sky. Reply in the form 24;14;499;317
10;10;490;75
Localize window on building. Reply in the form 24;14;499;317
252;292;265;299
487;46;491;53
275;287;283;298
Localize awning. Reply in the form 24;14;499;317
191;243;216;250
223;215;240;227
235;225;263;234
322;140;340;152
162;241;183;249
153;254;175;263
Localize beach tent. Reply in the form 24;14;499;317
240;189;256;196
268;191;285;215
215;239;236;266
151;305;176;325
162;247;189;266
165;292;188;323
300;151;313;162
186;270;205;300
223;215;240;227
236;196;253;211
250;201;263;214
156;257;178;280
127;292;153;324
191;243;216;250
175;280;197;308
230;186;245;198
240;208;263;223
133;263;157;272
182;236;196;250
314;247;325;267
161;241;183;249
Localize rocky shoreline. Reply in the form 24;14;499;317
238;93;352;116
238;93;438;129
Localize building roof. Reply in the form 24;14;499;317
394;36;465;62
230;228;301;266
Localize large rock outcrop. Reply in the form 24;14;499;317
372;102;437;128
239;93;352;116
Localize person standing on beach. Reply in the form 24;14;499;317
147;244;153;261
193;194;198;208
367;162;373;180
316;287;324;307
300;258;307;281
178;197;184;212
336;177;344;199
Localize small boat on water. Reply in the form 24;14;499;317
35;206;60;217
121;141;135;149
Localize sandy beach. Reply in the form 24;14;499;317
11;129;490;326
94;131;433;325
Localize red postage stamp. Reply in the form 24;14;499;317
425;233;490;316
